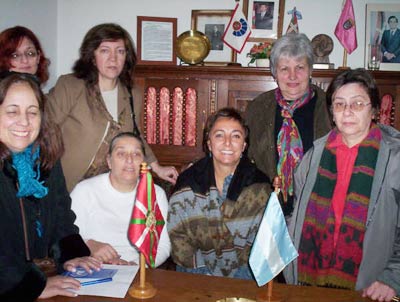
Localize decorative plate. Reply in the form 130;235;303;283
311;34;334;58
176;30;211;65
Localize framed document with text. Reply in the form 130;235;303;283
137;16;177;65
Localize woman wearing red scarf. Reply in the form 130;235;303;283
285;69;400;302
245;33;332;216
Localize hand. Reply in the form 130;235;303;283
63;256;102;274
38;275;80;299
105;257;131;265
362;281;396;302
151;161;178;185
86;239;119;263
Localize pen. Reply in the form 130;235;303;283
80;278;112;286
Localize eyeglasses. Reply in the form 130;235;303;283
10;50;39;61
332;101;371;112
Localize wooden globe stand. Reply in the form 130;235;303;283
128;254;157;299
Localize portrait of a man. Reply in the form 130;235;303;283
253;1;274;30
205;24;224;51
381;16;400;63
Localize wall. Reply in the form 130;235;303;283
1;0;399;91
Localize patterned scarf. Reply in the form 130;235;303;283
276;87;313;202
298;124;381;289
12;144;48;198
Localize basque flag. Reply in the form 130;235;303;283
334;0;357;54
128;165;165;268
222;2;251;53
249;192;298;286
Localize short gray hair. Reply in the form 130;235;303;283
270;33;313;77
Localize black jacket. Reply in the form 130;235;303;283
0;160;90;301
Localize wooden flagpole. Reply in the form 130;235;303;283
257;177;282;302
339;48;350;69
128;244;157;299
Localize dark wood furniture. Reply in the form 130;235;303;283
133;65;400;170
44;268;373;302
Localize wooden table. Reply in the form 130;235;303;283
42;268;372;302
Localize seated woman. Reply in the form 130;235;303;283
168;107;271;279
0;72;101;301
0;26;50;85
71;132;170;267
285;69;400;302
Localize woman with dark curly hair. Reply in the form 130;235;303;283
0;26;50;85
0;72;101;301
47;23;178;192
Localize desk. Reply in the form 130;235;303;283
43;269;372;302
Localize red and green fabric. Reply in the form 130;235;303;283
128;168;165;268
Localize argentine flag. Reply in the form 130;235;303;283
249;192;298;286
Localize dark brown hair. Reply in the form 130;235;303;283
326;68;380;115
73;23;137;92
0;73;63;171
0;26;50;84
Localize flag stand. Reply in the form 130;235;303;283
338;48;350;69
128;253;157;299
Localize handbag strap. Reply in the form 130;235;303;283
127;87;141;137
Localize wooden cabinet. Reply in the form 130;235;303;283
133;65;400;169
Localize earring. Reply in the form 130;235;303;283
209;152;212;158
240;153;243;159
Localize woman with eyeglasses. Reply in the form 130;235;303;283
0;26;50;85
46;23;178;192
285;69;400;302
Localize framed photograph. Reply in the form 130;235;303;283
137;16;177;65
365;4;400;71
191;10;234;64
243;0;285;42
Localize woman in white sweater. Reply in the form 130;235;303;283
71;132;170;267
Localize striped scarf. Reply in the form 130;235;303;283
276;87;313;202
298;124;381;289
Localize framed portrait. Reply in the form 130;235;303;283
137;16;177;65
191;10;234;64
243;0;285;42
365;4;400;71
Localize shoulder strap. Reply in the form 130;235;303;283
127;87;141;137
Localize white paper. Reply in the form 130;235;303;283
75;264;139;298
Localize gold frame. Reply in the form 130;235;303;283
243;0;285;42
191;10;235;65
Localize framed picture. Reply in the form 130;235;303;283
191;10;234;64
365;4;400;71
243;0;285;42
137;16;177;65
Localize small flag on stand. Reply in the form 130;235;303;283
222;2;251;53
128;163;165;268
286;7;302;34
334;0;357;54
249;192;298;287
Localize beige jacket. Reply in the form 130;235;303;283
46;74;156;192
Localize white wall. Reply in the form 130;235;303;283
1;0;399;91
0;0;57;91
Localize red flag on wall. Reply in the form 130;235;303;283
128;164;165;268
334;0;357;54
222;2;251;53
286;7;300;34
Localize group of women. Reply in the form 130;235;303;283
0;23;399;302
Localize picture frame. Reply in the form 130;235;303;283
191;10;234;64
365;4;400;71
243;0;285;42
137;16;177;65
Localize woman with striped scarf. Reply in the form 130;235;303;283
285;69;400;302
